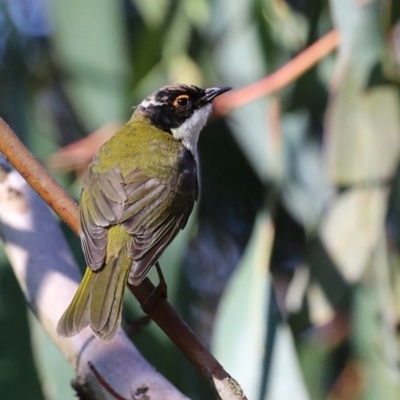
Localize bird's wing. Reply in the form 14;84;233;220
79;167;127;270
121;167;197;285
79;164;197;280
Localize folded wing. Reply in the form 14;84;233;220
79;160;198;284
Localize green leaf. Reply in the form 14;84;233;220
325;1;400;185
321;188;388;282
29;314;75;400
212;210;271;399
50;0;130;129
266;325;310;400
325;84;400;185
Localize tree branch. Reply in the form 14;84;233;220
0;117;79;233
0;118;247;400
213;29;340;115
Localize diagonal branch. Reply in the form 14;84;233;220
213;29;340;115
0;119;79;233
0;118;247;400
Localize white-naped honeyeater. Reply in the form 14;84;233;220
57;84;232;341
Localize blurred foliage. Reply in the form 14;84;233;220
1;0;400;399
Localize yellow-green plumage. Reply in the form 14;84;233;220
89;226;130;339
57;115;198;341
57;83;231;341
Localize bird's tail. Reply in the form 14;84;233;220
57;248;130;342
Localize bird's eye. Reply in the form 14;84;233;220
173;95;190;107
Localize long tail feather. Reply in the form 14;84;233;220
57;226;130;342
57;267;94;337
90;253;129;341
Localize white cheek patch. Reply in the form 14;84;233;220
171;104;213;159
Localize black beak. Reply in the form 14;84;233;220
204;86;232;102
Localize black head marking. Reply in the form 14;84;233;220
136;84;231;133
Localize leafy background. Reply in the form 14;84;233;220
1;0;400;399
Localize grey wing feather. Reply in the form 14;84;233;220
121;167;197;285
80;157;197;282
79;167;127;270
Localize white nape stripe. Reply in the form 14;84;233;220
140;97;164;108
171;105;212;159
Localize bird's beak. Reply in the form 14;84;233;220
204;86;232;102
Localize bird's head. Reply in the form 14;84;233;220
136;84;231;157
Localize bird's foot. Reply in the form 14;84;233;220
141;262;168;313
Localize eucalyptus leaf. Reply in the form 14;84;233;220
209;0;270;181
29;313;75;400
212;210;271;399
131;0;170;28
325;84;400;185
321;187;388;282
266;325;310;400
49;0;130;129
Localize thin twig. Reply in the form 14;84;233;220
88;362;129;400
213;29;340;115
0;118;247;400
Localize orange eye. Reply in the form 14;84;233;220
173;94;190;107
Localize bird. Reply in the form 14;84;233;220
57;83;232;341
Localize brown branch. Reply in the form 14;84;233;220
0;119;79;234
213;29;340;115
129;279;236;390
0;117;247;400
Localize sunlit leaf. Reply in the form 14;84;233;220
212;210;272;399
325;84;400;185
267;325;310;400
29;314;75;400
326;0;400;185
321;188;388;282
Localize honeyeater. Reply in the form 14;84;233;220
57;84;231;341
